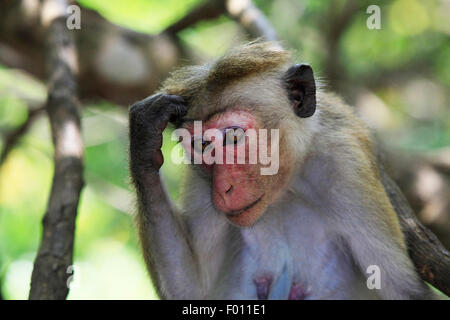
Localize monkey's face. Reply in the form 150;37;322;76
182;109;293;227
176;63;316;227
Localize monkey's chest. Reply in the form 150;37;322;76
252;267;308;300
232;221;360;300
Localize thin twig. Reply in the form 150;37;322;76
0;106;45;165
163;0;278;41
162;0;226;36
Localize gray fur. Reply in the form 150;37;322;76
134;96;436;299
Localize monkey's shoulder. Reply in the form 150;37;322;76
317;91;369;135
314;91;376;164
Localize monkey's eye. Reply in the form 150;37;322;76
223;127;245;146
192;138;210;153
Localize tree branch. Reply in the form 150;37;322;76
163;0;278;41
379;158;450;296
0;1;181;105
29;0;84;300
0;106;45;166
225;0;278;41
0;0;279;107
162;0;227;36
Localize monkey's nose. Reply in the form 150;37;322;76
216;183;234;210
215;180;234;205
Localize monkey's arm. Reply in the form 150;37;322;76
337;158;437;299
129;94;203;299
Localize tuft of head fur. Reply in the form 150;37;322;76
160;41;291;102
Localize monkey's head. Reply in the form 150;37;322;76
162;42;318;227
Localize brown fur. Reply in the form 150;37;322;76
160;42;290;102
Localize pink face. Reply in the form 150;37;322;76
182;110;290;227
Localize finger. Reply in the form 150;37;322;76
164;94;185;105
167;103;188;124
130;93;164;113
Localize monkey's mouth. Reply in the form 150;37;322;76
225;195;264;217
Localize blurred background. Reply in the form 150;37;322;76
0;0;448;299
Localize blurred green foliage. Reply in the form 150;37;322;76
78;0;203;33
0;0;449;299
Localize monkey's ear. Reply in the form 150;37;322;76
284;64;316;118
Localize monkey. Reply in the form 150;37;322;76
129;42;437;300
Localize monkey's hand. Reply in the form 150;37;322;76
129;93;187;173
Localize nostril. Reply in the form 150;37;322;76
226;185;233;194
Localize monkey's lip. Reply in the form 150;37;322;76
225;195;264;217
